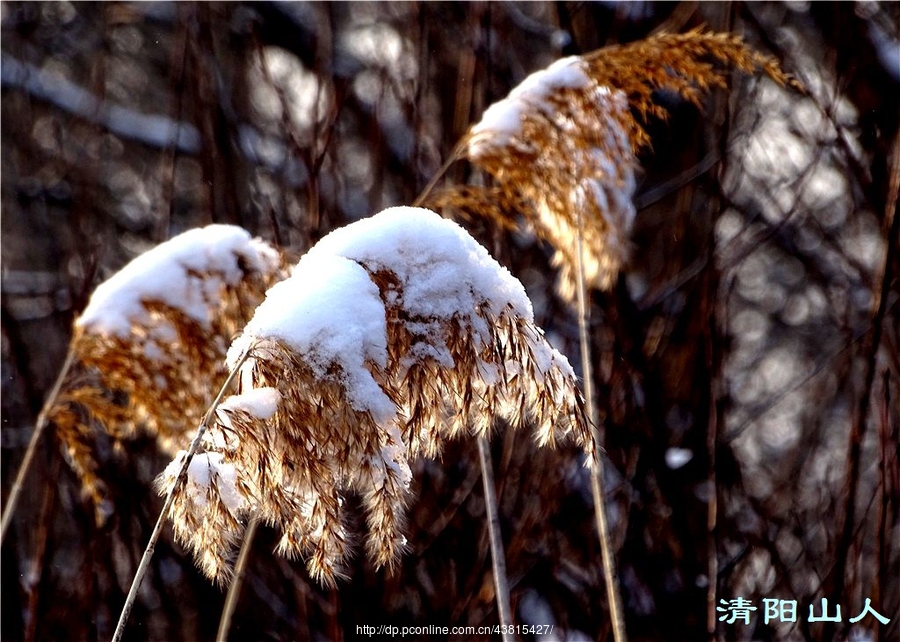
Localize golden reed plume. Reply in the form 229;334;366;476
158;207;592;586
426;29;798;300
50;225;287;522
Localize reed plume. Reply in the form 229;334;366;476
427;29;797;300
51;225;287;520
158;206;592;586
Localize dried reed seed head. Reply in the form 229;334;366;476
56;226;287;515
422;185;527;233
164;207;592;586
72;305;228;453
47;386;125;525
459;30;797;299
156;451;247;586
464;55;637;298
166;339;410;587
582;30;801;142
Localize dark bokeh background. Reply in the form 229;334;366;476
2;2;898;641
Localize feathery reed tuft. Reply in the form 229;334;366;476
466;55;637;299
159;207;592;586
53;225;287;520
427;29;797;300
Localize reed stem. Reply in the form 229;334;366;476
574;213;627;642
477;436;514;641
112;347;253;642
216;514;260;642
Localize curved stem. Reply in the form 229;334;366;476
477;437;513;640
216;514;260;642
111;346;253;642
1;343;77;545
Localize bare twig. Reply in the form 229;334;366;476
875;369;891;642
412;144;466;208
706;276;724;641
824;129;899;642
111;346;253;642
23;453;60;642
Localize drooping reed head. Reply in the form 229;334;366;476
161;207;592;586
467;55;637;299
53;225;287;520
428;30;797;301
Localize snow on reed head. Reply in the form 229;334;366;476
431;31;797;302
468;56;592;159
229;252;395;420
306;205;536;363
465;55;637;300
53;225;287;521
162;206;592;586
77;225;282;337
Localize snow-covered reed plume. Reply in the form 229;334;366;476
51;226;287;515
158;206;592;586
468;55;636;299
427;30;796;301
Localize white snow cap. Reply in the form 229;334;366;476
162;451;244;513
228;252;394;421
227;206;560;417
308;206;534;322
469;56;591;157
77;225;281;337
219;387;282;420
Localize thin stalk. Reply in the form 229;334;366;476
216;514;260;642
706;296;721;641
112;346;253;642
477;437;513;640
1;343;77;545
706;6;731;634
411;144;465;208
574;214;627;642
875;370;890;642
